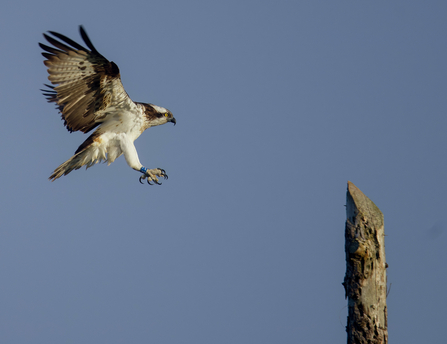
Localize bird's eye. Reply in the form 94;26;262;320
164;113;168;117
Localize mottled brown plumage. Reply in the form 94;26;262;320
40;27;125;133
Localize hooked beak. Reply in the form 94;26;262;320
170;117;176;126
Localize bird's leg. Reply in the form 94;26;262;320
139;167;168;185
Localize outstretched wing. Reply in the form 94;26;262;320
40;26;133;133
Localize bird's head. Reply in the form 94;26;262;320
164;110;176;125
149;104;176;126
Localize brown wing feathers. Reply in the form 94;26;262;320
40;26;119;133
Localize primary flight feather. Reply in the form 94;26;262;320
40;26;176;185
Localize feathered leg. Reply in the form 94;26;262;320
119;136;168;185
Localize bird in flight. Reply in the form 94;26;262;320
40;26;176;185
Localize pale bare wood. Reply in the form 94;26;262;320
343;181;388;344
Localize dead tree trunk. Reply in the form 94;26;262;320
343;181;388;344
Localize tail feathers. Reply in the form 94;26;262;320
49;144;108;181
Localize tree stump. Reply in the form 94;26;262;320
343;181;388;344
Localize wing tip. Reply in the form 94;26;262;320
78;25;101;56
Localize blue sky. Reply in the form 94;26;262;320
1;1;446;343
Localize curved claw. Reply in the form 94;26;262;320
157;168;168;179
139;174;153;185
154;180;162;185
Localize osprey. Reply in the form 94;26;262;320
40;26;176;185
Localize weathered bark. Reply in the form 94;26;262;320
343;181;388;344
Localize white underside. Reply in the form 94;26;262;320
50;102;171;180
